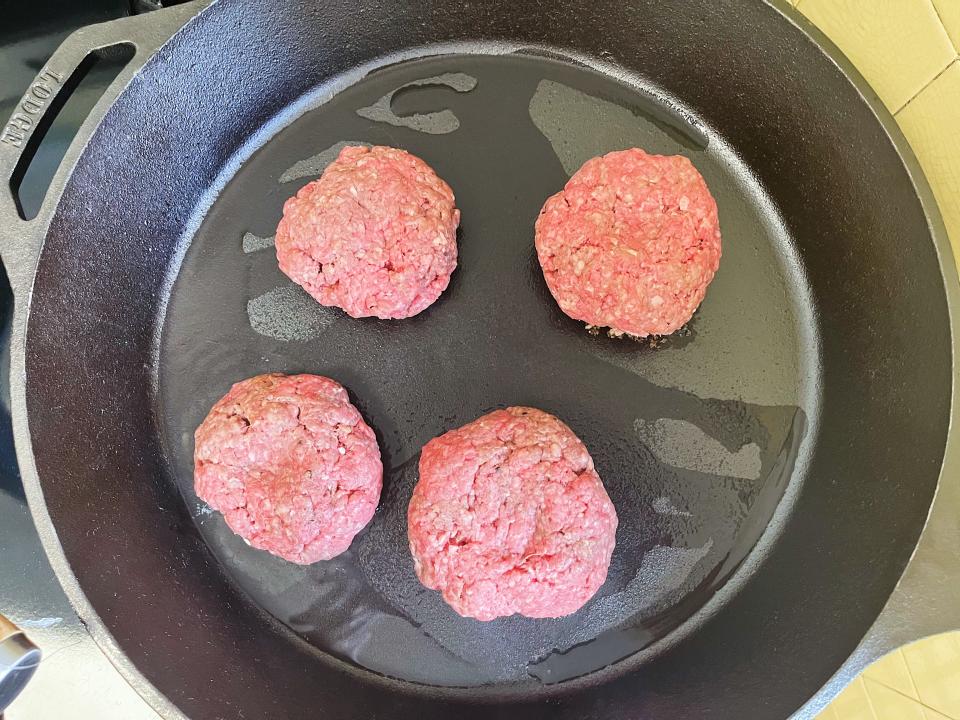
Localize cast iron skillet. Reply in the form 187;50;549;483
0;1;957;718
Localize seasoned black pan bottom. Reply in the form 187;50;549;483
157;52;818;689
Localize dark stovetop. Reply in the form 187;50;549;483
1;3;161;717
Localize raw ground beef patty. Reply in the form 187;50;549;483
194;373;382;564
275;145;460;319
408;407;618;620
535;147;722;337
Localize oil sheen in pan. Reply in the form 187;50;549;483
157;52;818;689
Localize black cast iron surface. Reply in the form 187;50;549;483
161;51;813;688
1;0;955;718
0;2;164;716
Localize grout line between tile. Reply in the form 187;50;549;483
895;58;958;115
793;0;803;9
899;648;923;704
863;676;960;720
928;0;959;56
901;644;926;710
860;677;881;720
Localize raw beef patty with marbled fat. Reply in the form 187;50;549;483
408;407;618;620
276;145;459;319
194;373;382;564
535;147;721;337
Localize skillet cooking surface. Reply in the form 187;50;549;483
160;53;816;688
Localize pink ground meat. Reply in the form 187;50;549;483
535;148;722;337
194;373;382;564
275;145;459;319
407;407;618;621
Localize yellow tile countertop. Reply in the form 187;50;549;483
795;0;960;279
794;4;960;719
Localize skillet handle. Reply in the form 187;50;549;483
0;1;207;297
853;450;960;649
0;613;41;715
0;3;204;712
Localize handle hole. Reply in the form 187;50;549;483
9;43;135;220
